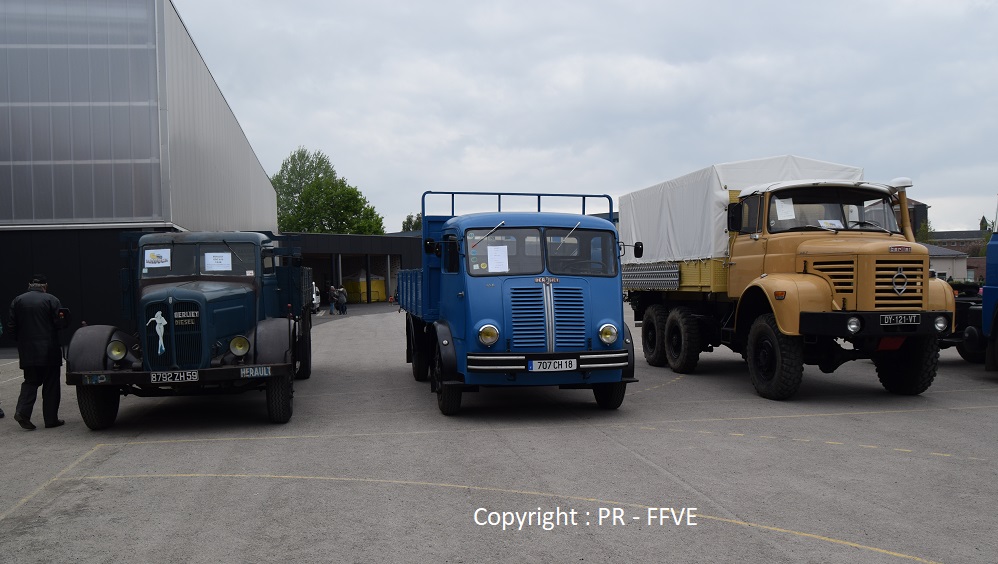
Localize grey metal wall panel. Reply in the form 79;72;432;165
161;1;277;232
0;0;164;226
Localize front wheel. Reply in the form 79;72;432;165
956;341;986;364
873;336;939;395
593;382;626;409
266;373;294;423
746;314;804;400
432;345;461;415
77;386;121;430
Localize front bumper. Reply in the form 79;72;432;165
467;349;629;372
799;311;953;338
67;363;292;387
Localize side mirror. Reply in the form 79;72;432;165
423;239;436;254
727;203;743;233
56;307;71;329
633;242;643;259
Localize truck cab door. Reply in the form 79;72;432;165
728;195;766;298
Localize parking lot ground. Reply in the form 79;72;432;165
1;306;996;563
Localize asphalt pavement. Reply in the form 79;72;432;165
1;308;996;563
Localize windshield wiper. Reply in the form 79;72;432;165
221;239;247;263
472;221;505;248
788;224;838;234
848;220;892;234
557;221;581;253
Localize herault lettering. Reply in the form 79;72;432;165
240;366;272;378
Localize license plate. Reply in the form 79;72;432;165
880;314;920;326
528;359;577;372
151;371;199;383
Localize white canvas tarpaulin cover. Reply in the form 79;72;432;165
619;155;864;264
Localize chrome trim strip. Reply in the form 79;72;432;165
543;282;555;351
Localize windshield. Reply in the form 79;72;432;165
141;242;257;278
767;187;901;234
465;226;617;277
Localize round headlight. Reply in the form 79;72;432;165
846;317;862;334
229;335;250;357
106;340;127;361
598;323;619;345
934;316;948;332
478;324;500;346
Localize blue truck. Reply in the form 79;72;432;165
65;231;313;429
397;191;640;415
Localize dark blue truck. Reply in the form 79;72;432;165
398;191;640;415
65;231;313;429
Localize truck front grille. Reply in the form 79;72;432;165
508;286;588;351
810;260;855;294
145;301;203;370
874;260;926;309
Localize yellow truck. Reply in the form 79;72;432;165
620;156;955;399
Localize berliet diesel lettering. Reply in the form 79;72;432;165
65;231;314;429
397;191;641;415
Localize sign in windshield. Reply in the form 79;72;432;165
465;227;617;277
767;187;901;234
141;243;256;278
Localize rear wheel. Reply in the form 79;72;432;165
664;306;701;373
873;336;939;395
593;382;626;409
294;316;312;380
432;345;461;415
641;305;669;367
266;373;294;423
77;386;120;430
746;314;804;400
408;315;429;382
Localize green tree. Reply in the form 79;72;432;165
271;147;385;234
915;218;933;244
402;212;422;232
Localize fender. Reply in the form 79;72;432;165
251;318;294;365
926;278;957;319
738;273;834;336
432;320;459;380
622;324;636;380
67;325;118;373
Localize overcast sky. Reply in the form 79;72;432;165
171;0;998;233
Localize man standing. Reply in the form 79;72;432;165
7;274;66;430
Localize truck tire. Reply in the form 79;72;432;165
956;341;986;364
408;315;429;382
593;382;626;409
266;373;294;423
664;306;701;373
641;305;669;367
746;314;804;400
77;386;120;430
873;335;939;395
433;345;461;415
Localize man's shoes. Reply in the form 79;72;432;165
13;412;36;430
45;420;65;429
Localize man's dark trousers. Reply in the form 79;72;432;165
16;366;61;425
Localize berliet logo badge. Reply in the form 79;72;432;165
889;245;911;253
892;267;908;295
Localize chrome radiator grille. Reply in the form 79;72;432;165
509;286;587;351
144;301;203;370
874;260;926;309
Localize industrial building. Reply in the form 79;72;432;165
0;1;416;345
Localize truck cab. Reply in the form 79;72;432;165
66;231;313;429
398;192;638;415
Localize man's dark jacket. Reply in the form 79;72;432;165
8;288;64;368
